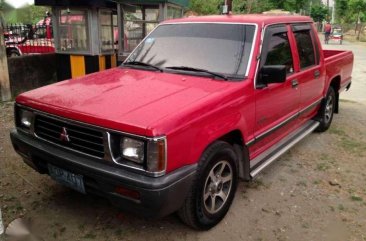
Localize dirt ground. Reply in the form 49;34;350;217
1;40;366;241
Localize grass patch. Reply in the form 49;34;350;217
83;233;97;239
340;138;366;155
302;223;310;229
329;128;347;136
296;181;307;187
351;195;363;202
338;204;345;211
316;163;330;171
78;224;86;231
115;229;123;236
248;179;265;189
339;99;358;103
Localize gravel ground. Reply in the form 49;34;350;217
1;40;366;241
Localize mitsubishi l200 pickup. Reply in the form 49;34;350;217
11;15;353;230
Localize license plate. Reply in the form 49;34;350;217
48;164;86;194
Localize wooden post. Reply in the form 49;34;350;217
0;12;11;101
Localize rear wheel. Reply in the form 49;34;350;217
316;87;336;132
178;141;238;230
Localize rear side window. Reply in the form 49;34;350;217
294;30;316;69
262;30;293;74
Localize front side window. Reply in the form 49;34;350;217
294;30;316;69
263;32;293;74
126;23;256;79
58;9;89;52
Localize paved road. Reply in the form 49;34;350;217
322;39;366;103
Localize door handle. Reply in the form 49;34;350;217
291;79;299;88
314;70;321;78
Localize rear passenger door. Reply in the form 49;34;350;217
291;24;326;123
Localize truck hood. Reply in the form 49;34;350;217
16;68;235;136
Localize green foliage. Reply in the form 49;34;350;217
2;4;50;24
188;0;325;15
335;0;348;23
335;0;366;23
232;0;275;13
310;4;329;22
189;0;222;15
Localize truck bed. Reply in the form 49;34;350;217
324;49;353;92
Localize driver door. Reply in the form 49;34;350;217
251;24;301;158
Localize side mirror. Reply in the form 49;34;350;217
259;65;287;85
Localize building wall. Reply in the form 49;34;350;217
8;53;58;97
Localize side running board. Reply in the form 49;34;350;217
250;120;320;178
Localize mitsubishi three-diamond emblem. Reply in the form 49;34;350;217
60;127;71;142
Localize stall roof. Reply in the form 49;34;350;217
35;0;188;7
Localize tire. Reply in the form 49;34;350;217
178;141;238;230
8;49;20;58
315;87;336;132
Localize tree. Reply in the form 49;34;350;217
2;4;50;24
335;0;348;23
188;0;222;15
310;4;329;22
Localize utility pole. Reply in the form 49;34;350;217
331;0;335;23
0;2;12;101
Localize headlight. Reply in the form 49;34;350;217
147;138;166;173
18;108;34;129
121;137;145;163
119;136;166;174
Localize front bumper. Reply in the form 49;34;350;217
10;129;196;218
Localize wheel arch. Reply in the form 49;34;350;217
203;129;251;181
6;46;21;57
329;75;341;113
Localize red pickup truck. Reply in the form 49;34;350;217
11;15;353;230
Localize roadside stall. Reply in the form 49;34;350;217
117;0;187;60
35;0;188;80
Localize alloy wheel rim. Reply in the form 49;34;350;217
325;95;334;123
203;160;233;214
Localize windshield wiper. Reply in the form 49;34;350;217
123;61;163;72
165;66;228;80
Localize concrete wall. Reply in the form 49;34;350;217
8;53;57;98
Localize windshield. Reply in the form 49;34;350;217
125;23;256;79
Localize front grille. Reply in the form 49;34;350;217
34;115;105;158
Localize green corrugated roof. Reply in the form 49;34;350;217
117;0;188;7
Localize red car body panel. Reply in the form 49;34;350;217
15;15;354;173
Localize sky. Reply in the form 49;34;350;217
6;0;34;8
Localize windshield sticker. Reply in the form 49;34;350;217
145;38;155;44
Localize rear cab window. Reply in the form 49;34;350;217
292;23;320;69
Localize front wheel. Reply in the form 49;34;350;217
178;141;238;230
315;87;336;132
